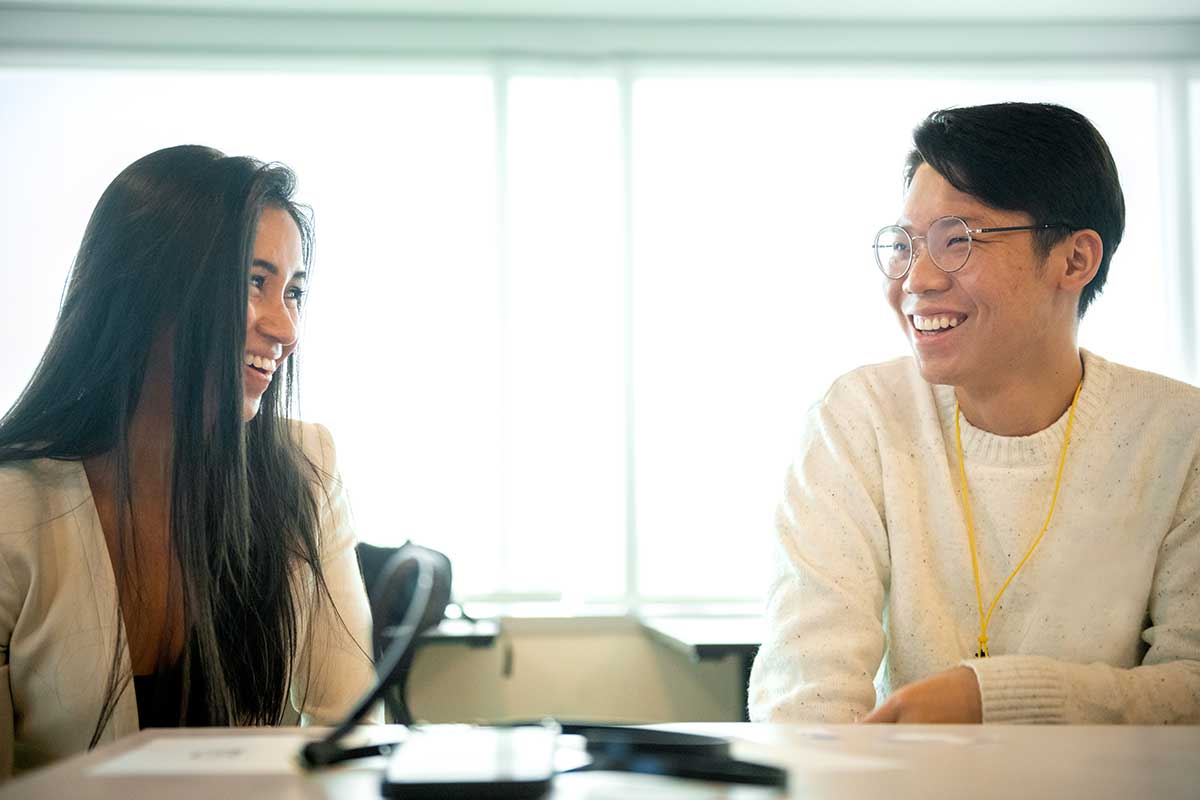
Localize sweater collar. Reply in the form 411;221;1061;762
932;349;1110;466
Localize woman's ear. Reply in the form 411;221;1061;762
1059;228;1104;294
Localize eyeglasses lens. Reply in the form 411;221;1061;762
874;217;973;278
874;227;910;279
929;217;971;272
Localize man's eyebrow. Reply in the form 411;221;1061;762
252;259;307;281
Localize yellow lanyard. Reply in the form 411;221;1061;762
954;380;1082;658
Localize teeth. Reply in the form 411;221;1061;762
912;314;965;331
244;353;276;372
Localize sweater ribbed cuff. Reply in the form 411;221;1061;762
962;656;1068;724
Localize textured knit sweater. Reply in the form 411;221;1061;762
748;350;1200;724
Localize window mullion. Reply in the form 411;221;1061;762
494;59;512;596
619;60;639;612
1157;65;1197;383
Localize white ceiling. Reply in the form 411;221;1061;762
15;0;1200;19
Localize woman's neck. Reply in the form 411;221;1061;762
955;348;1084;437
84;379;173;512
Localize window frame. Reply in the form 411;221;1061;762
2;10;1197;614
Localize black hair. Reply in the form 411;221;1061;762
0;145;335;740
904;102;1125;318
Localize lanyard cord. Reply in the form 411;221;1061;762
954;379;1082;658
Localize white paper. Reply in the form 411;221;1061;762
92;734;312;775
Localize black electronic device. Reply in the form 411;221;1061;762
382;724;558;799
296;552;787;794
560;723;788;787
299;549;440;768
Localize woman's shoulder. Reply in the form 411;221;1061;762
0;457;90;536
287;420;338;473
284;421;354;553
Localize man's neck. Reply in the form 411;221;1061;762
955;348;1084;437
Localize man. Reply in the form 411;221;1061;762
748;102;1199;724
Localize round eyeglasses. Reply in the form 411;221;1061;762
873;216;1072;280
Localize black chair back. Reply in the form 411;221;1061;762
355;541;453;723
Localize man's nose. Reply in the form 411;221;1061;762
902;242;949;295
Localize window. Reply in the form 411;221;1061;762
1;59;1195;609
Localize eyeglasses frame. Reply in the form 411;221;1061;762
873;216;1075;280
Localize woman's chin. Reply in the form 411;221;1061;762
242;395;262;423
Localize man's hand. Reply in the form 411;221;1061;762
861;666;982;724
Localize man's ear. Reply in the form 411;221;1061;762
1059;228;1104;293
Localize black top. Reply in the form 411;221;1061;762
133;653;211;728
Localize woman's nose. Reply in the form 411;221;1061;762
255;299;298;347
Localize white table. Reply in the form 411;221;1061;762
3;723;1197;799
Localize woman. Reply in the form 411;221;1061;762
0;146;378;776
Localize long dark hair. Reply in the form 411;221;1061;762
0;145;332;739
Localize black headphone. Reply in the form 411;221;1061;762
298;553;786;790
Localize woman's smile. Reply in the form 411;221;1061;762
243;352;277;395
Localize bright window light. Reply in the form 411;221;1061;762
0;66;1193;609
631;74;1174;600
502;76;627;601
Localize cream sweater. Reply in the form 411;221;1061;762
748;350;1200;724
0;422;380;776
